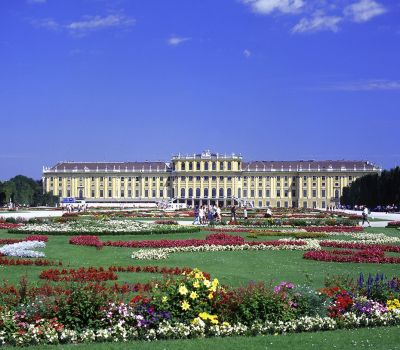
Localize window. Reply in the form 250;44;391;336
204;188;209;198
284;190;288;197
251;190;255;197
181;176;185;181
227;176;232;181
227;162;231;170
212;188;216;198
159;190;163;197
189;176;193;181
99;190;103;197
204;162;209;171
312;176;317;181
181;163;186;171
292;190;296;197
181;188;185;198
128;190;132;197
243;189;247;197
108;190;112;197
322;182;326;187
322;176;326;180
266;190;270;197
349;176;353;180
145;190;149;197
135;190;139;197
277;176;281;181
227;188;232;197
313;201;317;209
212;162;216;170
284;176;288;181
196;176;201;181
59;177;62;181
189;188;193;198
212;176;216;181
196;162;200;170
220;176;224;181
121;191;125;197
284;201;288;208
312;183;316;187
303;190;307;197
277;190;281;197
152;190;156;198
258;201;262;207
321;190;326;198
322;201;326;209
109;177;112;181
335;189;340;199
59;190;62;197
266;201;270;207
258;190;263;197
220;163;224;171
91;190;95;197
312;190;317;197
303;201;307;209
121;177;125;181
196;188;201;198
277;201;281;208
204;176;209;180
100;177;104;181
303;176;307;181
189;163;193;170
335;176;339;181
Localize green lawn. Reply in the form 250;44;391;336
1;227;400;348
18;326;400;350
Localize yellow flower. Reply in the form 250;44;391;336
161;296;168;303
203;280;211;288
199;312;209;320
222;321;230;327
387;299;400;311
195;272;204;279
190;291;198;300
208;292;214;299
209;285;217;293
193;280;200;289
178;284;188;295
181;300;190;311
212;278;219;287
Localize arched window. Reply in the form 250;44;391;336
78;189;83;199
212;188;216;198
227;188;232;198
335;189;339;199
204;162;209;171
212;162;216;170
189;188;193;198
196;188;200;198
204;188;209;198
219;188;224;198
181;163;186;171
181;188;185;198
220;162;224;171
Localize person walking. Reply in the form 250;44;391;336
243;206;248;220
231;205;237;223
362;206;371;227
199;206;205;225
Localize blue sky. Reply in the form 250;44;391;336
1;0;399;180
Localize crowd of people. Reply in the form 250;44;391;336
193;205;273;225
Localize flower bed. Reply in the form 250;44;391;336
387;221;400;228
0;255;62;266
304;226;363;233
1;269;400;346
9;219;200;236
0;241;47;258
40;265;200;282
131;239;318;260
154;220;179;225
0;222;22;229
304;249;400;264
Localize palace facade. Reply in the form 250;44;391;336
42;151;380;208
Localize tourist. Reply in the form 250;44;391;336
266;207;272;218
216;205;222;222
243;206;248;220
362;206;371;227
231;205;237;222
193;206;199;225
199;206;205;225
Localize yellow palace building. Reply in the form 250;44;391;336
42;150;380;209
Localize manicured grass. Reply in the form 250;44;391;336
17;326;400;350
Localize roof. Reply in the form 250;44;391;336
242;160;378;171
49;162;170;172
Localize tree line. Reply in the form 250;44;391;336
0;175;59;207
341;167;400;208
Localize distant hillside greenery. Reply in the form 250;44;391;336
341;167;400;207
0;175;58;206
